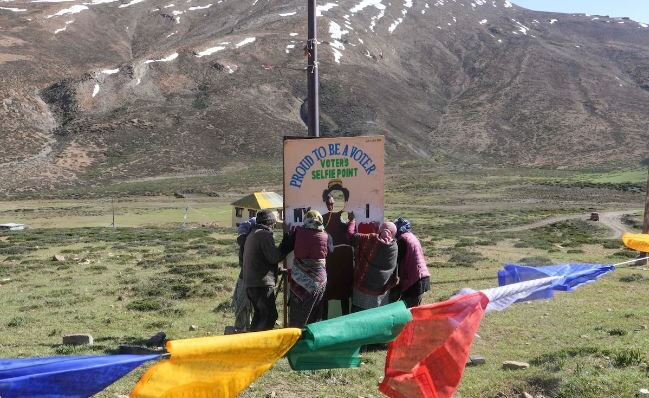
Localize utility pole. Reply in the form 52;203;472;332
307;0;320;137
182;206;188;230
640;158;649;265
111;198;116;229
281;0;320;327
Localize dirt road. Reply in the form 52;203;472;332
502;210;640;238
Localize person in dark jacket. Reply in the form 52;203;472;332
231;217;255;333
393;218;430;308
289;210;334;328
242;209;291;331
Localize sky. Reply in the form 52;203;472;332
513;0;649;24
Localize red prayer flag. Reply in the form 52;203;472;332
379;292;489;398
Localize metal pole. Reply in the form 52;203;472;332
639;168;649;265
307;0;320;137
111;198;116;229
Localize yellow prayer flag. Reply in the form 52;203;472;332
622;233;649;253
131;328;301;398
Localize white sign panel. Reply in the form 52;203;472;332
283;135;385;227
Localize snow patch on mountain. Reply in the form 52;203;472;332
195;45;225;57
0;6;27;11
235;37;256;48
350;0;384;13
316;3;337;16
144;53;178;63
54;19;74;33
118;0;147;8
188;4;211;10
46;4;87;18
329;20;348;63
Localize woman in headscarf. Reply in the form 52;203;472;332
349;217;399;312
289;210;333;328
393;217;430;308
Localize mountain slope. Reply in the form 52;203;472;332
0;0;648;193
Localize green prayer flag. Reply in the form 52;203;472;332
287;301;412;370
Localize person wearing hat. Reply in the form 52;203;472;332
322;187;355;246
393;217;430;308
242;209;292;331
288;210;334;328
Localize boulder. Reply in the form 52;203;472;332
466;355;486;366
502;361;529;370
146;331;167;347
62;334;93;346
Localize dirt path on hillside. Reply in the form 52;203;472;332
597;211;632;239
502;210;640;238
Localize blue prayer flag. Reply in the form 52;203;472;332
497;263;615;301
0;354;160;398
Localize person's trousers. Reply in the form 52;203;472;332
288;285;325;328
400;276;430;308
246;286;278;332
233;277;252;332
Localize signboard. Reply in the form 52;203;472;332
283;135;385;228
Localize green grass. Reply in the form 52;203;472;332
0;166;647;397
588;169;647;184
534;168;648;193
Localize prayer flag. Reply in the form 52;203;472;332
288;301;412;371
131;329;301;398
480;276;561;312
379;292;488;398
0;354;160;398
622;233;649;253
497;263;615;301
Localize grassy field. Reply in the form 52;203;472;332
0;165;647;397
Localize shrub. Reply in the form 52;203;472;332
619;273;644;283
612;349;645;367
127;298;165;312
7;316;27;327
518;256;553;265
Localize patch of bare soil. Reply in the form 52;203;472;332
54;140;100;173
0;53;32;63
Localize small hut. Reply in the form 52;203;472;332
231;192;283;227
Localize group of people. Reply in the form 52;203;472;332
231;200;430;333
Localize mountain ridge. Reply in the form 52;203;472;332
0;0;648;193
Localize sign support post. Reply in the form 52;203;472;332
307;0;319;138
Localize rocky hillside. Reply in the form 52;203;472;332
1;0;648;193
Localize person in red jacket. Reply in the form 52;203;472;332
393;217;430;308
289;210;334;328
